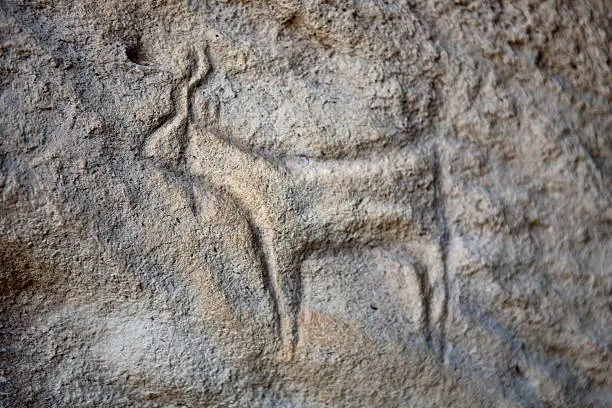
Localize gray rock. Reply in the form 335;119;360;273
0;0;610;406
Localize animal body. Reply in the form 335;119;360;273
141;43;448;361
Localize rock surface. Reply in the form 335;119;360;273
0;0;610;406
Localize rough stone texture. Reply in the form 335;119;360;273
0;0;610;406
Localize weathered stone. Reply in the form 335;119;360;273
0;1;610;406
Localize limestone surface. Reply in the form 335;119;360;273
0;1;610;407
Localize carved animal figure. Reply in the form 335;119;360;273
141;43;449;361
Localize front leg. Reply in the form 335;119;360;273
186;126;305;359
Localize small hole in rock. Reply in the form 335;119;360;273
125;42;150;66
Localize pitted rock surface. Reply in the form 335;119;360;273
0;1;610;407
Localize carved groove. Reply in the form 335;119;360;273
415;260;433;349
241;199;282;345
432;147;449;363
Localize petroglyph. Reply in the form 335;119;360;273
6;1;611;405
141;42;448;360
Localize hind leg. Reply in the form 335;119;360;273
293;148;448;353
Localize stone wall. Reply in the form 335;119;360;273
0;1;610;406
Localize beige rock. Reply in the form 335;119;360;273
0;0;610;406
